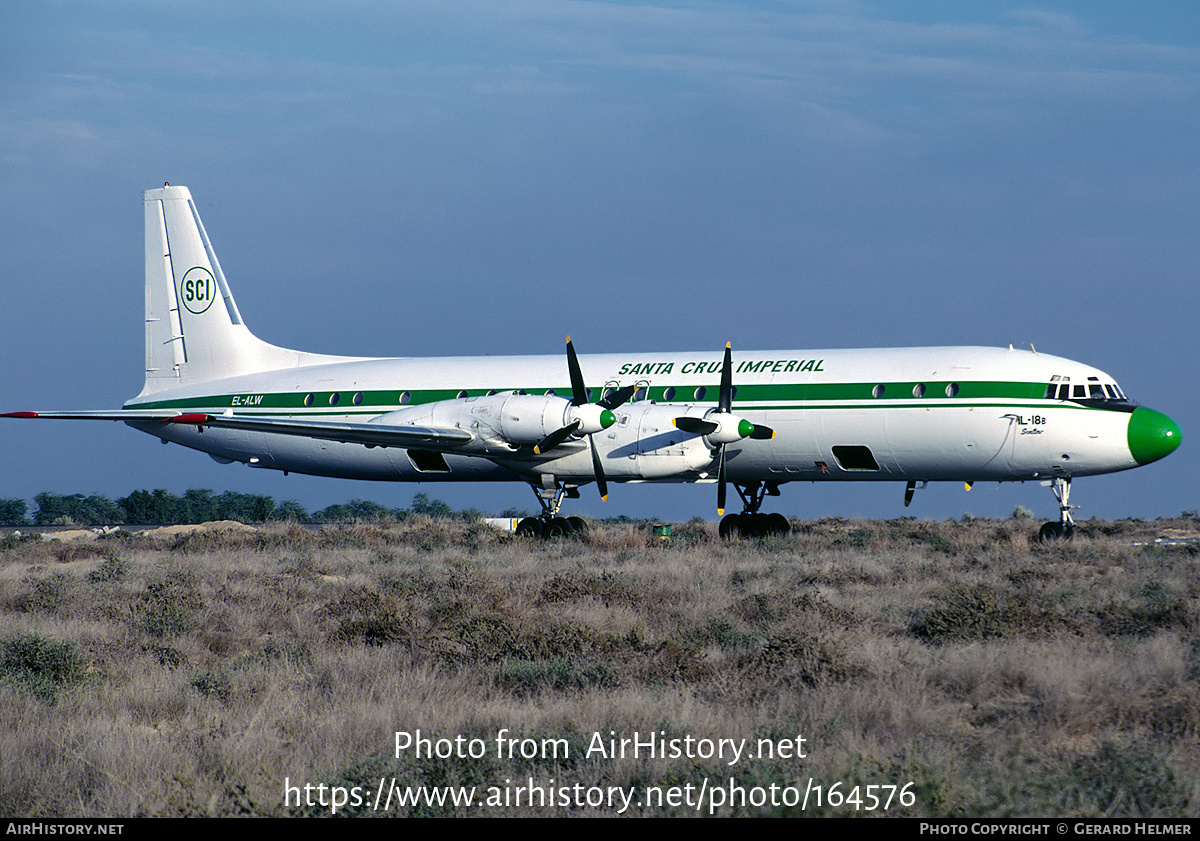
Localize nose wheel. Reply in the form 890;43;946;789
1038;477;1076;541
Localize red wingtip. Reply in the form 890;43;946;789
1;412;41;418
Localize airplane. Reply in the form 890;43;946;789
2;184;1182;540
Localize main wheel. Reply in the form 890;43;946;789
545;517;573;538
567;516;588;537
740;514;767;538
719;514;744;539
516;517;544;538
765;513;791;536
1038;521;1073;542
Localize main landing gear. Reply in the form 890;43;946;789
514;477;589;539
1038;476;1076;542
718;481;791;539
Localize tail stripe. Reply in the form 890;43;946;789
187;199;243;326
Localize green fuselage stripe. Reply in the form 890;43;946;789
124;379;1103;415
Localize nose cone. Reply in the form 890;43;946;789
1127;407;1182;465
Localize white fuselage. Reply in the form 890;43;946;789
125;345;1143;487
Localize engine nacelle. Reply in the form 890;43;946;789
597;401;717;479
372;392;611;447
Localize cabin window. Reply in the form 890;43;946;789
1072;385;1086;399
945;383;959;398
329;393;341;406
399;391;412;405
872;384;886;398
633;386;647;402
832;445;880;471
913;383;926;398
352;392;364;405
303;393;315;407
663;387;676;401
545;389;556;396
694;386;707;401
456;390;468;399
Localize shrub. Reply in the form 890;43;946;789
909;584;1052;643
322;587;410;646
132;573;204;637
493;657;617;695
1;633;90;704
88;554;130;584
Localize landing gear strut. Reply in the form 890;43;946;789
718;481;790;539
515;476;588;538
1038;476;1076;542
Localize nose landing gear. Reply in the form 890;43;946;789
1038;476;1076;541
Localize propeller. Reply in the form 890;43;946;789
672;343;775;514
533;337;635;500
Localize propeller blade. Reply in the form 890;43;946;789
590;437;608;500
716;444;727;515
564;336;613;502
533;419;582;455
673;416;718;435
597;384;636;411
565;337;588;406
718;342;733;414
748;424;775;440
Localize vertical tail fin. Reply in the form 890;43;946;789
138;185;347;398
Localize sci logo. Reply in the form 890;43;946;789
181;267;216;315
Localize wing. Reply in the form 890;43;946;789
2;410;476;452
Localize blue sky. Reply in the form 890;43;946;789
2;1;1196;523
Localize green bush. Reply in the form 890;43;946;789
1;633;90;704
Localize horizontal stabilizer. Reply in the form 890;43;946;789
3;410;476;453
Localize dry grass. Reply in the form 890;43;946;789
1;516;1197;817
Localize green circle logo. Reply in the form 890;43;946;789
181;267;216;315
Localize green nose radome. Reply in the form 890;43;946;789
1128;407;1182;465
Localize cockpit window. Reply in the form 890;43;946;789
1047;375;1131;403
